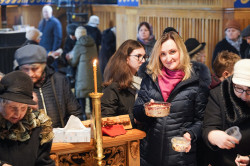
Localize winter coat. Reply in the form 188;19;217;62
34;67;83;128
202;76;250;166
84;25;102;53
212;38;248;64
209;73;221;89
69;35;102;98
99;28;116;75
133;62;210;166
243;45;250;59
137;37;156;57
38;16;62;52
101;82;136;126
0;109;54;166
63;35;76;55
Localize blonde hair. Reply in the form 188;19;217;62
25;28;42;41
147;31;192;81
75;26;87;40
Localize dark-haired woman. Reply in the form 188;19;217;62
101;40;146;126
137;22;156;58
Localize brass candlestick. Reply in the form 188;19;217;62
89;92;104;166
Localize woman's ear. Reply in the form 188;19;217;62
127;56;130;64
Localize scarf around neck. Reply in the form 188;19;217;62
137;34;156;45
158;67;185;102
221;77;250;126
132;75;142;91
226;36;242;52
0;109;53;145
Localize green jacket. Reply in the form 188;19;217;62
70;35;102;98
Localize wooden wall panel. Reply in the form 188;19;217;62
115;6;224;70
1;2;249;71
140;0;235;8
234;9;250;30
92;5;116;32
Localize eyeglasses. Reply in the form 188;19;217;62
233;85;250;95
130;54;148;62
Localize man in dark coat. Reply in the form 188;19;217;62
15;44;83;128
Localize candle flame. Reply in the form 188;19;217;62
93;59;97;67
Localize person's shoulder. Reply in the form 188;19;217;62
192;61;209;72
53;71;67;80
210;82;221;96
104;82;119;90
80;35;95;44
191;61;211;84
50;16;61;24
216;38;228;46
47;67;66;80
242;38;249;46
102;82;120;95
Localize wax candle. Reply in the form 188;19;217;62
93;59;97;94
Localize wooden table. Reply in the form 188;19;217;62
50;129;146;166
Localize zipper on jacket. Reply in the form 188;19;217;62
39;88;47;114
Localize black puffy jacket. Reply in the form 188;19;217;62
34;67;83;127
133;62;210;166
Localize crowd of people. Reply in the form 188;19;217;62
0;4;250;166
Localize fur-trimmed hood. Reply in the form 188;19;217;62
221;76;250;126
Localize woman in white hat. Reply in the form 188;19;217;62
203;59;250;165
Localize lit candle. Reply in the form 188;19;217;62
93;59;97;94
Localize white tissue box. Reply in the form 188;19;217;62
53;128;91;143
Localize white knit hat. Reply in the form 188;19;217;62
87;15;99;27
75;26;87;40
232;59;250;87
25;28;42;41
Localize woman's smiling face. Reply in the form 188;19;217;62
160;39;181;71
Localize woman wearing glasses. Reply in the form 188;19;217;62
101;40;146;126
133;31;210;166
203;59;250;165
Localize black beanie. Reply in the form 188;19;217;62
66;23;78;36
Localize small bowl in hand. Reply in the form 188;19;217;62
144;102;171;117
171;137;190;152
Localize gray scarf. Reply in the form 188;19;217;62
226;35;242;52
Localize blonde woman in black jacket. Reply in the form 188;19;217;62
133;31;210;166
